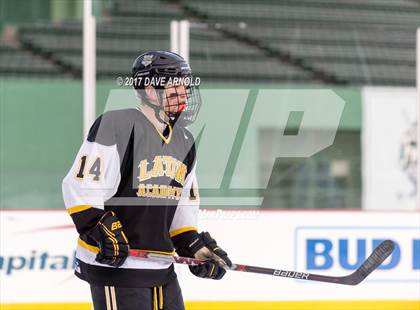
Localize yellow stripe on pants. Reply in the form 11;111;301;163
104;286;111;310
110;286;117;310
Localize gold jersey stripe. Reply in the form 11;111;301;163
78;238;99;253
169;226;197;238
67;205;92;215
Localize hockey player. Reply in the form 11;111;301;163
62;51;231;310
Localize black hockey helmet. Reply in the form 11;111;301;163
132;51;201;126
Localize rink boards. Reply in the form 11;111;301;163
0;209;419;309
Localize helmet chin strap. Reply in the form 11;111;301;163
139;87;185;127
142;89;170;125
148;89;183;127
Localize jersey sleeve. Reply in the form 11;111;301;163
62;114;121;234
169;163;200;239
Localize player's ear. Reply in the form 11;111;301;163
145;86;158;102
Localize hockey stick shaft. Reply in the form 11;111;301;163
129;240;394;285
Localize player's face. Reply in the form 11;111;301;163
163;84;187;114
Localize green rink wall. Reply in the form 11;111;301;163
0;79;361;209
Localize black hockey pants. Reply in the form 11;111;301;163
90;277;185;310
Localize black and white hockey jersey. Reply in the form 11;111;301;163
62;108;199;287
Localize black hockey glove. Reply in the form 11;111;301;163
175;232;232;280
87;211;129;267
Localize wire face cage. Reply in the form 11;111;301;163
134;77;202;127
166;82;201;126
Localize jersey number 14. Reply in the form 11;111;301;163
76;156;101;181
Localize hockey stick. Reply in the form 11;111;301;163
130;239;395;285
